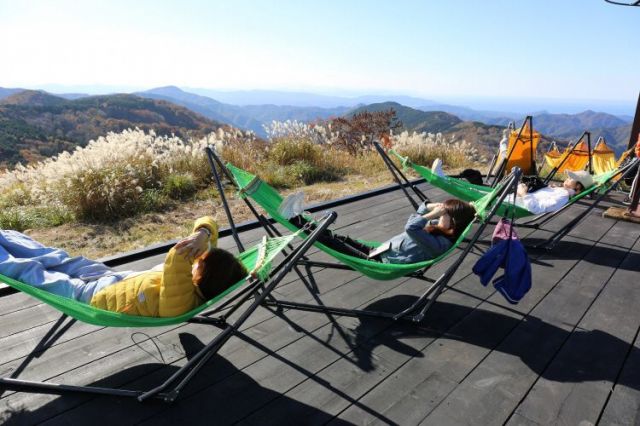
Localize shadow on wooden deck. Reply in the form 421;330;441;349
0;333;364;425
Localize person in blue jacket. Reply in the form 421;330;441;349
280;195;476;264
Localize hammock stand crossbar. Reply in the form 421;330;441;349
543;131;593;184
375;142;640;250
488;116;536;187
206;147;522;323
0;213;337;403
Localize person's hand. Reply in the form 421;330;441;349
426;202;443;211
516;183;528;197
174;228;210;262
423;203;446;220
430;204;447;217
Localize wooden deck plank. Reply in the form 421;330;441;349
176;216;568;425
0;185;636;426
0;188;444;423
505;236;640;425
331;200;620;425
34;198;491;425
418;220;640;425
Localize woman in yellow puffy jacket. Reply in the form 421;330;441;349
0;217;248;317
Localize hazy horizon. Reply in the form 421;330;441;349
3;82;635;116
1;0;638;110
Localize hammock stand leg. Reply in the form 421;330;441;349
530;158;640;251
138;211;337;403
266;171;521;323
491;116;532;187
519;157;634;231
395;170;521;321
0;314;77;399
205;146;312;292
485;153;497;181
0;214;338;404
627;162;640;214
373;142;429;210
543;131;590;185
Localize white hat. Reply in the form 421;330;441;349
566;170;594;189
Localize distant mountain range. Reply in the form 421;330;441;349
137;86;348;136
349;102;506;154
0;85;634;166
347;102;633;155
0;90;220;166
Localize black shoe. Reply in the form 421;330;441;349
622;197;632;206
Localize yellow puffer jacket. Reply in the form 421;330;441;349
90;217;218;317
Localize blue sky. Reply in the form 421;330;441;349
0;0;638;106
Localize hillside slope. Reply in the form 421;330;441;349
0;91;221;166
138;86;348;136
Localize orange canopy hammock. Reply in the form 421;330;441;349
543;141;563;168
558;140;590;173
541;131;595;184
504;120;540;176
591;137;617;175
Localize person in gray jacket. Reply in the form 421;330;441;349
282;196;476;264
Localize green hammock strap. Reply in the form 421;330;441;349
0;232;299;328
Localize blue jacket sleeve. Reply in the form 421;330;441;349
472;240;508;287
404;214;450;256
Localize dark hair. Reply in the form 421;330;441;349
575;182;585;193
426;199;476;242
194;248;248;300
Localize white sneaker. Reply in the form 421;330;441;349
278;191;305;219
431;158;445;177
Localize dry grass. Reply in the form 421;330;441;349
5;125;480;258
26;172;395;259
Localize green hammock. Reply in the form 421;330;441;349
389;149;621;219
0;233;298;327
226;163;502;282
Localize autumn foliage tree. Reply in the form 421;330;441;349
326;109;402;154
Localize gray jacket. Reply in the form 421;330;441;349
380;203;453;264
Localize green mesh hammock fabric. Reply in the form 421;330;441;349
226;163;501;281
389;149;621;219
0;233;298;327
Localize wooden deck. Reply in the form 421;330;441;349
1;184;639;425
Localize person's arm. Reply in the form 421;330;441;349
158;217;218;317
174;216;219;261
158;246;198;317
417;202;442;215
421;204;446;221
404;214;449;255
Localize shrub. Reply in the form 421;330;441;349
141;189;173;212
163;173;197;200
0;128;212;223
0;124;480;231
0;206;73;231
268;139;320;166
392;131;482;170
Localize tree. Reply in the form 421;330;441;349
328;109;402;154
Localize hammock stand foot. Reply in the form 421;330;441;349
1;213;338;405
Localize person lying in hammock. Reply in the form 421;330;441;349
0;217;247;317
514;170;594;214
279;194;476;263
431;158;594;215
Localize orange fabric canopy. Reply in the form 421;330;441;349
591;138;616;175
505;123;540;175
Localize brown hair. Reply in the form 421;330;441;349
426;199;476;242
193;248;248;300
